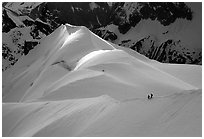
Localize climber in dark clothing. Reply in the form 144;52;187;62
148;94;151;99
150;93;153;98
148;93;154;99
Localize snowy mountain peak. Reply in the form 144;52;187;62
2;2;201;72
2;2;202;137
3;24;201;103
2;24;201;137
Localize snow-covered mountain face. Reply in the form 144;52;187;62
2;2;202;71
95;2;202;65
2;24;201;137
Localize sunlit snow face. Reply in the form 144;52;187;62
74;50;111;70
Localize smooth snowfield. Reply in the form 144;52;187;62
2;24;202;137
3;90;201;137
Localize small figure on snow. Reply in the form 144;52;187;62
148;93;154;99
102;70;105;72
150;93;153;98
148;94;151;99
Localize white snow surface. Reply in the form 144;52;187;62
2;24;202;137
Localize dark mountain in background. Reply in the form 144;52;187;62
2;2;202;71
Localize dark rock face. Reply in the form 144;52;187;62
129;38;201;64
110;2;193;34
2;2;201;71
2;9;17;33
94;29;118;42
136;2;192;26
23;41;39;55
2;43;18;71
30;2;112;29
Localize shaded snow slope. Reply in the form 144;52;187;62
3;90;201;137
78;90;201;137
3;95;119;137
2;24;202;137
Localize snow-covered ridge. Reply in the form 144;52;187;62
2;2;201;73
2;24;201;137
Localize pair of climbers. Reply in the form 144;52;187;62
147;93;153;99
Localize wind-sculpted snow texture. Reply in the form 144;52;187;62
2;24;202;137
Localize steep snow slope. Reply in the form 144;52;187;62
2;24;202;137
